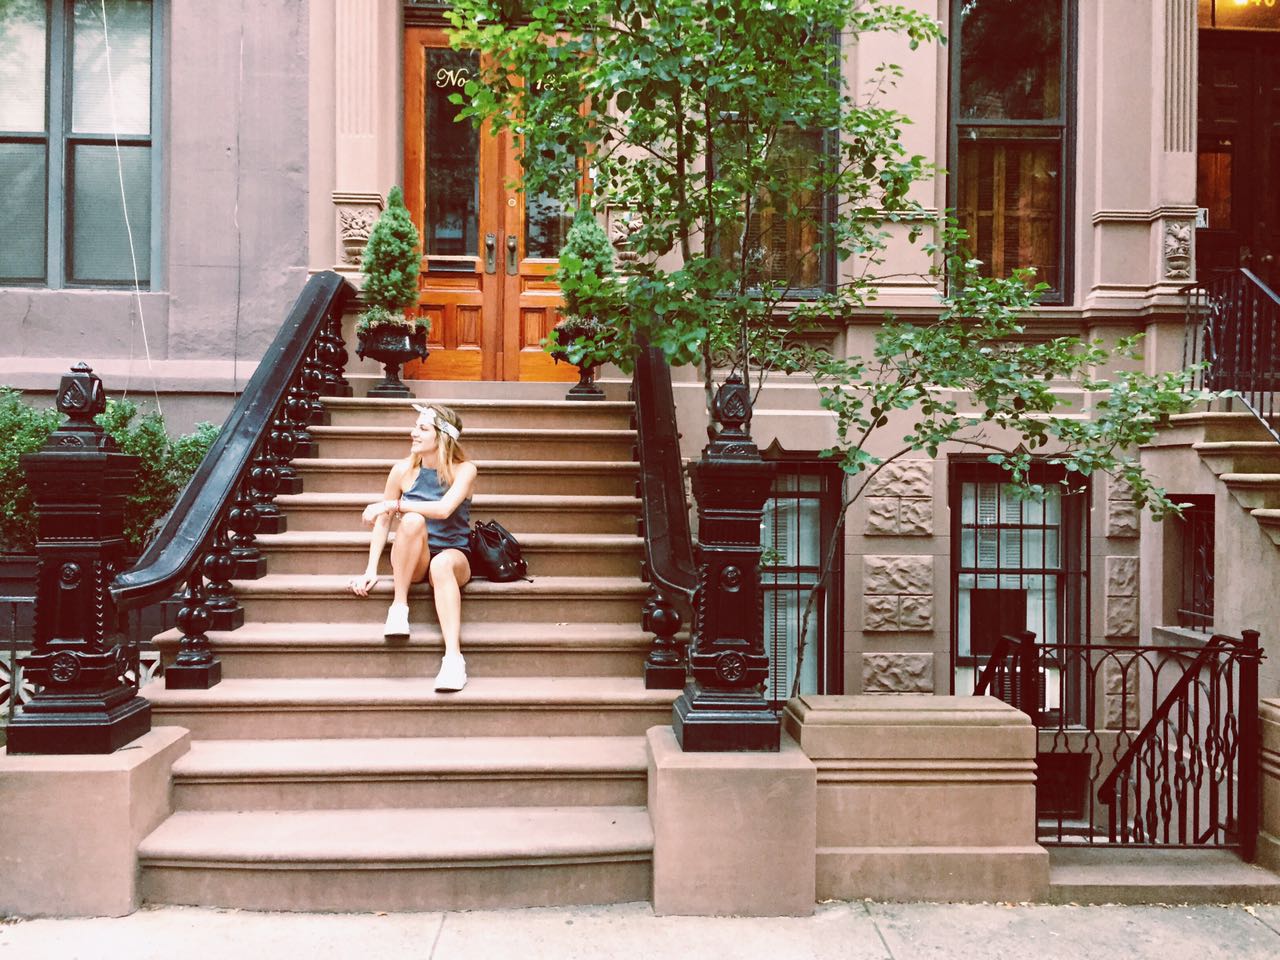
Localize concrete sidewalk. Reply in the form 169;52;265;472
3;900;1280;960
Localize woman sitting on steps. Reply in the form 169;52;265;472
348;402;476;692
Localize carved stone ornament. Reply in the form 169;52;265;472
333;192;385;268
608;208;642;271
339;208;378;264
1164;221;1193;280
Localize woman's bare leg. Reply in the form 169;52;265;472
390;513;431;605
429;549;472;658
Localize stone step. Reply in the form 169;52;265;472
139;804;652;911
254;531;644;579
142;676;679;740
322;396;635;431
228;574;648;624
1222;473;1280;511
1192;441;1280;476
295;458;639;496
1253;508;1280;547
1148;412;1273;448
342;374;631;402
275;492;642;534
307;425;637;461
154;621;653;679
1045;847;1280;904
169;735;649;811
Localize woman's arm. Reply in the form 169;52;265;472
397;461;477;521
351;460;408;596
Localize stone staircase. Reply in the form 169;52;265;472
136;385;680;911
1150;411;1280;545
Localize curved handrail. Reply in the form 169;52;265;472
1097;633;1233;804
110;271;355;610
632;344;697;603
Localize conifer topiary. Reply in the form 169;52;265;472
359;186;426;332
557;204;616;319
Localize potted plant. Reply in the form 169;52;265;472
547;205;618;401
355;186;429;398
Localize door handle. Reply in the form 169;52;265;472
506;234;518;276
484;233;497;274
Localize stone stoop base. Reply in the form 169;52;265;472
1261;699;1280;873
0;727;191;917
784;694;1049;903
646;726;816;916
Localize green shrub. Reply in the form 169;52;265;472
94;399;220;551
0;390;219;554
0;388;61;553
360;186;426;333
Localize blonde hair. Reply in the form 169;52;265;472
408;403;467;486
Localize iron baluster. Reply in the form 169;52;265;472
166;568;221;689
1238;629;1261;861
228;478;265;580
202;516;243;632
316;308;353;398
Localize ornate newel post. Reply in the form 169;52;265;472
7;363;151;754
673;374;779;751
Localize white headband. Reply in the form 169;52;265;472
412;403;460;440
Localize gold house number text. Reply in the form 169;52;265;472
435;67;472;88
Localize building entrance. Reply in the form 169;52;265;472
401;27;577;382
1197;26;1280;290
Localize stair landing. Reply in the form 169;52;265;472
1047;848;1280;904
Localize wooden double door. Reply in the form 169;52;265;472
402;27;576;381
1197;29;1280;291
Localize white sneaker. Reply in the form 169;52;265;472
383;603;410;640
434;653;467;692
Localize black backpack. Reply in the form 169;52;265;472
469;520;531;582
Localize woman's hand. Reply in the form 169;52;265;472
349;571;379;597
361;499;396;525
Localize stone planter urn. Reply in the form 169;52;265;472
356;323;428;398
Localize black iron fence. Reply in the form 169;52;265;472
974;630;1263;858
1184;268;1280;443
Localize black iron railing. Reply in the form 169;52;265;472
631;344;697;689
975;631;1263;857
1184;268;1280;443
973;630;1040;724
109;271;355;688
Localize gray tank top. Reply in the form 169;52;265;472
402;465;471;553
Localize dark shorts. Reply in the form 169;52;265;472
430;545;472;571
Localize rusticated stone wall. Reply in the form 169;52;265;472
863;461;934;537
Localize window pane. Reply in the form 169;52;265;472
69;142;150;282
72;0;152;135
424;48;478;257
957;136;1061;289
721;127;825;289
0;0;48;132
959;0;1062;121
0;142;47;280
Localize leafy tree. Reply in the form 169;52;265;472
449;1;1213;694
359;186;426;331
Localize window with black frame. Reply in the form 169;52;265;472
0;0;159;287
760;461;843;704
949;460;1088;721
949;0;1072;302
715;125;832;295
